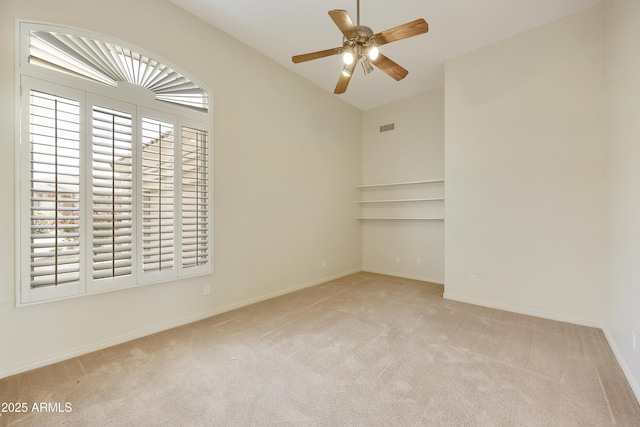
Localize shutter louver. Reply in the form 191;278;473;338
29;30;209;112
29;90;81;288
181;127;209;268
91;106;134;280
142;118;174;273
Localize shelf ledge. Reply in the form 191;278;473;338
356;179;444;189
356;198;444;203
356;217;445;220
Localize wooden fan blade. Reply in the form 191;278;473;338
373;18;429;46
292;47;342;64
371;53;409;81
328;9;359;39
334;61;357;94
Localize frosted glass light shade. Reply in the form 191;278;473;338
368;46;379;60
343;51;354;65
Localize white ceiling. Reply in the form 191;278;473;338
169;0;602;111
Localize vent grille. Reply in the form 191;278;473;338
379;123;395;132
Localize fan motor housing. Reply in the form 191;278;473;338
345;25;375;50
355;25;374;37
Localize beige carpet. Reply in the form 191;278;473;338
1;272;639;426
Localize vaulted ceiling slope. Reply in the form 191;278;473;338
169;0;602;110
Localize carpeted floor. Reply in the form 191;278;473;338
1;272;639;426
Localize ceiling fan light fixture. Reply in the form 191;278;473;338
343;50;355;65
367;45;379;61
291;2;429;95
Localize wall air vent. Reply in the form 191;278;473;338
379;123;395;132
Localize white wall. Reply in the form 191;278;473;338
0;0;362;377
603;0;640;401
361;90;445;283
444;5;605;325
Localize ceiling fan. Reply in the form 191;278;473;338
292;0;429;94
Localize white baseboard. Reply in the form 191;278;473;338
602;327;640;405
0;269;360;379
442;292;601;328
362;268;444;285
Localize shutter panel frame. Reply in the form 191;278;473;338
138;109;178;283
20;78;87;304
178;119;213;277
88;99;137;292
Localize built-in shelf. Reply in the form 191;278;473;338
356;179;445;221
356;217;444;220
356;179;445;189
356;198;444;204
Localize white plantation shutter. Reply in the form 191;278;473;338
28;90;82;289
18;23;213;305
27;28;209;112
181;126;210;269
141;117;175;274
91;105;134;281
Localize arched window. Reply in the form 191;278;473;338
28;28;209;112
16;22;213;305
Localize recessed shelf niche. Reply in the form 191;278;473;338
356;179;445;220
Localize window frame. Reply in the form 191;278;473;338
15;21;213;306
